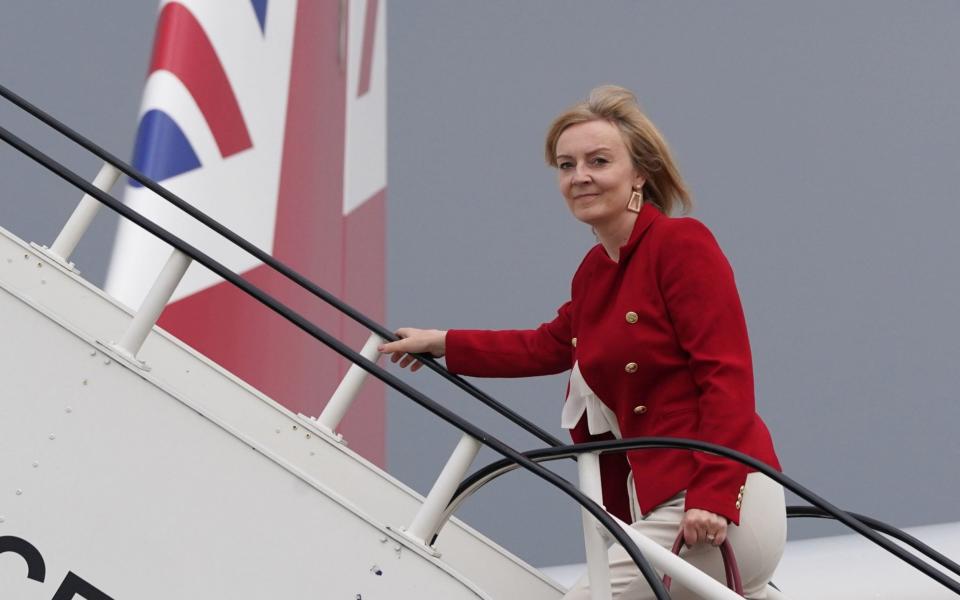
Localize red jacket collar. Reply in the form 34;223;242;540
617;201;663;263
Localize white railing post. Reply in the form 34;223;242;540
47;162;121;265
404;433;482;546
580;458;742;598
109;248;191;368
578;452;613;600
315;332;385;436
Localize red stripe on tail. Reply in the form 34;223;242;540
149;2;253;157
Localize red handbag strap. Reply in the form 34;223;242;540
662;532;744;595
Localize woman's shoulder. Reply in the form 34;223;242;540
654;214;714;237
650;214;722;252
649;214;737;284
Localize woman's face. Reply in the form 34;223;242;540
555;119;645;229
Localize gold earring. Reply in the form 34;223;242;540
626;187;643;213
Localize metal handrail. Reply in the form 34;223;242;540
0;121;670;599
0;82;564;450
785;505;960;579
434;437;960;596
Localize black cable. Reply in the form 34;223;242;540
786;505;960;580
0;82;563;450
0;123;670;600
440;437;960;597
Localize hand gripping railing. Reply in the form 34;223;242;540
433;437;960;597
0;81;564;449
0;110;681;598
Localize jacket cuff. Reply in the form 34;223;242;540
683;474;749;526
444;329;470;375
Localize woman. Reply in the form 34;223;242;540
380;86;786;599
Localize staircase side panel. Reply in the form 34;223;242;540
0;227;564;599
0;282;492;599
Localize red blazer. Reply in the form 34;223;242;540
445;202;781;525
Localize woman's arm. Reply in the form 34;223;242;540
379;302;574;378
657;218;756;528
444;301;574;377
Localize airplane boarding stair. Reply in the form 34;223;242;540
0;220;567;599
2;83;960;599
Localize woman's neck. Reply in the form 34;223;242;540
595;212;638;262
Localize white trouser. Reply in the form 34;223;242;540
564;472;787;600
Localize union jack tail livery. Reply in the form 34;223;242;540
106;0;387;464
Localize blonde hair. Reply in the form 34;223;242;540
545;85;691;215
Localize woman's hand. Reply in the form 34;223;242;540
680;508;728;546
377;328;447;372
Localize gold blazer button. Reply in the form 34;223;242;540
625;311;639;324
625;362;638;373
633;405;648;415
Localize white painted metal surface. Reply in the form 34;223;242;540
577;452;612;600
0;225;563;599
317;332;386;437
112;248;191;365
46;162;121;265
406;434;482;547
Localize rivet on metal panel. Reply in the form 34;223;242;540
40;280;46;285
369;565;383;576
15;489;22;496
292;425;298;431
103;359;111;365
309;451;315;456
89;350;96;357
0;516;5;523
394;545;402;557
36;262;42;268
305;433;311;439
65;407;73;413
6;258;11;263
81;380;87;386
380;537;388;543
23;254;28;259
32;462;39;468
275;429;281;434
48;434;55;440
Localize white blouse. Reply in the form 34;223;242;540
561;361;622;439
